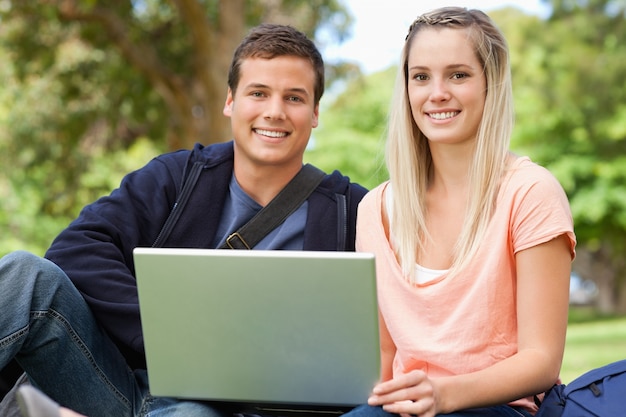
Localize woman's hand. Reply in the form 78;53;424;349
368;370;438;417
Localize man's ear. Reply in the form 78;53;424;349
312;104;319;128
223;88;234;117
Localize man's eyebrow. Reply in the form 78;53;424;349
243;83;311;97
285;87;311;97
242;82;269;90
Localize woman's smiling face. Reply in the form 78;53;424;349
406;27;487;147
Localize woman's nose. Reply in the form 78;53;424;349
429;79;451;102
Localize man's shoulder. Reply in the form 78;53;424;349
156;140;234;166
316;167;368;199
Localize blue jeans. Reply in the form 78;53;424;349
0;251;227;417
344;404;533;417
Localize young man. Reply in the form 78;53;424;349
0;24;367;417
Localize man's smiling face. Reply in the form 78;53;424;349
224;56;319;171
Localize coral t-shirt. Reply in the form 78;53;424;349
356;157;576;413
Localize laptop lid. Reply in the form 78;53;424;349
134;248;380;408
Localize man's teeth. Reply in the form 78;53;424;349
429;112;459;120
256;129;287;138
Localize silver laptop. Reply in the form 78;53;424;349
134;248;380;410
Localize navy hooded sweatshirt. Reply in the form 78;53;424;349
44;141;368;370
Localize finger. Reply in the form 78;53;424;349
369;387;419;408
383;400;428;417
369;387;413;406
372;371;427;395
382;402;416;415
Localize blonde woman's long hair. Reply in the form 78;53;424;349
386;7;514;280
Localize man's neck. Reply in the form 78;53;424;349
233;162;303;206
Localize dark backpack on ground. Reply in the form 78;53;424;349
536;359;626;417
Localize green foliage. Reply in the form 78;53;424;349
0;35;160;218
0;31;161;256
0;0;354;254
495;1;626;311
0;138;161;257
306;68;396;190
0;0;354;153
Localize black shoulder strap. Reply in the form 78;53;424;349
221;164;326;249
152;161;204;248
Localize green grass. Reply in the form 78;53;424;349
560;307;626;383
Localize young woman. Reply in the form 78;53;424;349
347;7;576;417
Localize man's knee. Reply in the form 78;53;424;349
1;251;62;284
1;250;43;266
0;251;70;298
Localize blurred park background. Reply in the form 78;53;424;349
1;0;625;383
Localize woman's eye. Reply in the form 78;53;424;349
452;72;468;80
413;74;428;81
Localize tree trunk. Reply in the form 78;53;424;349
163;78;232;151
57;0;244;152
166;0;244;150
612;253;626;314
575;243;626;315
